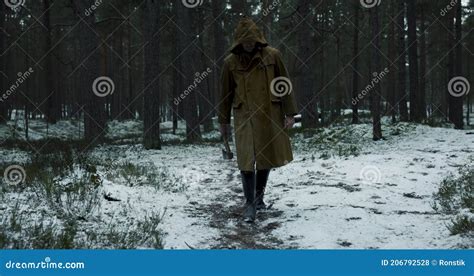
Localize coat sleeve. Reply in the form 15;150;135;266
218;60;235;124
274;50;298;116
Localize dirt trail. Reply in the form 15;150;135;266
185;164;289;249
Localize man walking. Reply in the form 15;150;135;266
218;18;298;223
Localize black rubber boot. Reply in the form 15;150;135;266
241;171;256;222
256;169;270;210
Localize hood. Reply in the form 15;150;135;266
230;18;268;54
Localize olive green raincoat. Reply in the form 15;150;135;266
218;18;298;171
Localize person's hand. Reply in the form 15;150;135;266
284;116;295;129
220;124;231;139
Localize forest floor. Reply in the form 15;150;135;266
0;116;473;249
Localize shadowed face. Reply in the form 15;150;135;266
242;41;256;53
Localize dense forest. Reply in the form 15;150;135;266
0;0;473;250
0;0;472;146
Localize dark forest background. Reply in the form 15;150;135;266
0;0;472;148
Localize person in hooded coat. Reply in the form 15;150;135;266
218;18;298;222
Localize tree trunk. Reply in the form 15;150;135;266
297;0;317;128
44;0;59;124
397;0;409;121
333;36;343;121
212;0;225;127
122;10;134;120
370;4;383;140
143;0;162;149
443;7;455;121
450;0;464;129
0;3;6;123
467;60;471;126
388;0;397;123
262;0;272;43
171;2;180;135
419;3;427;121
406;0;420;122
351;0;360;124
319;11;327;126
197;11;213;132
71;0;106;143
177;3;201;141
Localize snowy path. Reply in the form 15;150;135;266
2;123;471;249
102;124;472;249
131;147;289;249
